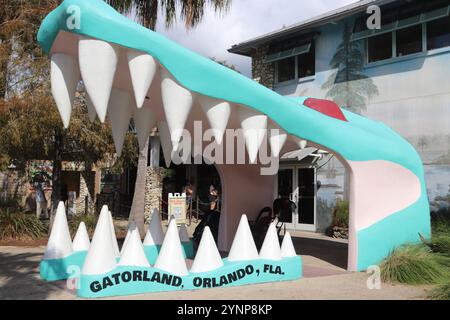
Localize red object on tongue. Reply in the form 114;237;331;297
303;98;348;122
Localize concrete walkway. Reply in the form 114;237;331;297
0;232;429;300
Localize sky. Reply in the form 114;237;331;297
149;0;358;77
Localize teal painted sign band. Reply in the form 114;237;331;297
143;245;161;265
182;241;195;259
40;251;87;281
77;256;302;298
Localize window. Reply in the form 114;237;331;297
277;57;295;83
352;0;450;64
275;42;316;83
367;33;393;63
396;25;423;57
427;16;450;50
298;43;315;78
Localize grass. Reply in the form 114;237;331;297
380;209;450;299
429;282;450;300
0;196;21;211
331;199;349;228
380;245;450;285
69;214;98;237
0;209;47;240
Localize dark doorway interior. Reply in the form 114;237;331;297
161;162;221;221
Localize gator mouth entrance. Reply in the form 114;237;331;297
39;0;430;274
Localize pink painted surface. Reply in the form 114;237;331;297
346;159;421;271
217;163;275;252
347;160;421;232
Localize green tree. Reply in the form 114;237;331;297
322;22;379;114
0;1;137;222
107;0;230;29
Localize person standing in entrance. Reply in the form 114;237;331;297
35;175;48;219
209;183;219;211
183;179;194;212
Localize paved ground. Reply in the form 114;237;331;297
0;231;430;300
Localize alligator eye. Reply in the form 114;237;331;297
303;98;348;122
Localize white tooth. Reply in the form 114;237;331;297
157;121;173;168
237;107;268;164
268;123;287;158
108;89;132;156
127;50;157;109
43;202;73;259
291;136;308;150
107;208;120;258
190;227;223;273
82;206;117;275
143;229;155;246
299;140;307;149
281;232;297;257
86;95;97;123
160;68;193;150
72;222;90;252
179;224;190;243
154;219;189;276
198;96;231;145
134;106;156;151
50;53;80;128
79;36;119;122
144;208;165;245
228;214;259;261
259;222;282;260
118;225;150;267
121;221;139;254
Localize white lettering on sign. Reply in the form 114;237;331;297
366;5;381;30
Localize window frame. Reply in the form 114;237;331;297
426;15;450;51
364;21;450;66
354;4;450;66
275;56;296;84
366;31;395;64
275;42;316;85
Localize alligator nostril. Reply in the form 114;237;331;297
303;98;348;122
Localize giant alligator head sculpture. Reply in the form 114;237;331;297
38;0;430;273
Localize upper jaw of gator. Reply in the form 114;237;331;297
48;30;310;162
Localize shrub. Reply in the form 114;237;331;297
380;244;450;285
428;282;450;300
427;233;450;257
69;214;98;237
0;209;47;240
419;212;450;257
0;196;21;211
431;207;450;232
331;199;349;228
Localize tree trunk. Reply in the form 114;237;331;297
0;41;11;99
128;136;149;237
49;131;63;230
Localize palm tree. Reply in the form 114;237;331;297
107;0;232;236
322;21;378;114
107;0;231;29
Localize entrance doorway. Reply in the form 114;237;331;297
276;166;316;232
161;162;221;222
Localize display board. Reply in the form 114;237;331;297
168;193;187;225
